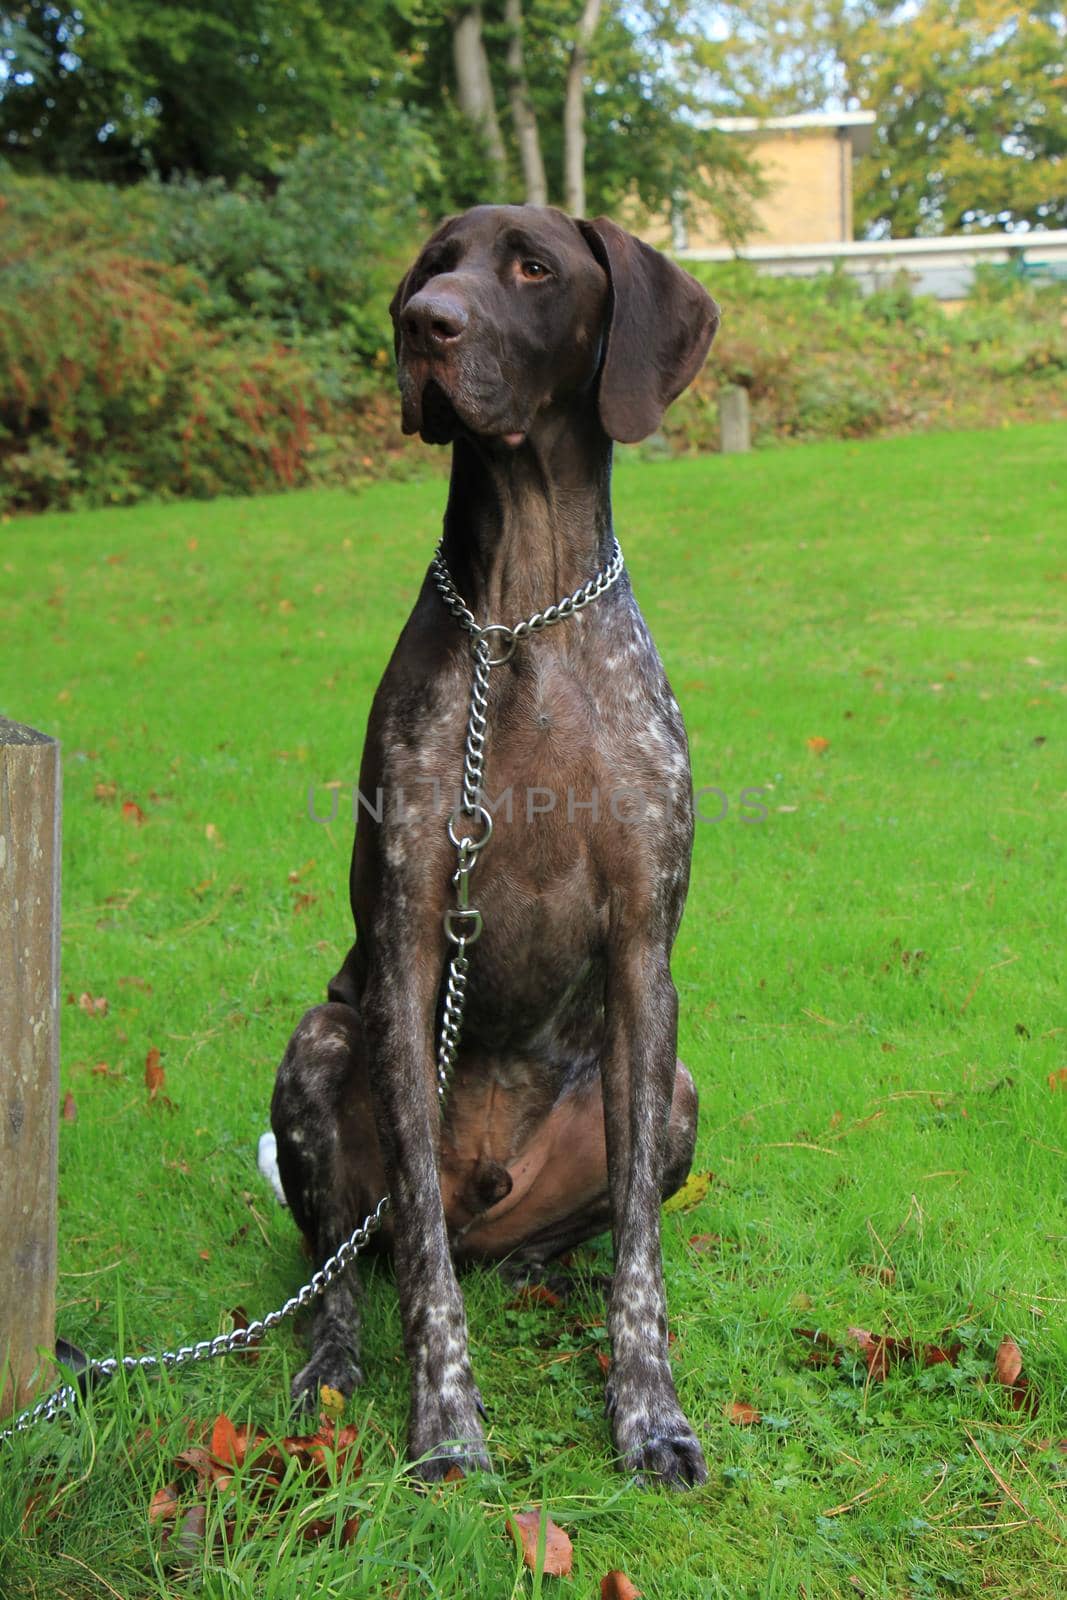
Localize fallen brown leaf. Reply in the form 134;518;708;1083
602;1572;643;1599
856;1264;896;1286
161;1501;208;1571
508;1283;562;1309
993;1336;1038;1414
725;1401;760;1426
145;1046;165;1100
75;991;108;1015
210;1413;241;1468
922;1341;962;1367
687;1233;723;1253
61;1091;77;1122
507;1509;573;1577
807;736;830;755
994;1337;1024;1387
121;799;146;825
174;1446;216;1488
148;1484;181;1524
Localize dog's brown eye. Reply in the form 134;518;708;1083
520;259;551;281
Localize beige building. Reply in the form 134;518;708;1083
649;111;877;251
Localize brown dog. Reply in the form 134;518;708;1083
271;205;718;1485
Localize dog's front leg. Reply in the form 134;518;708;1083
362;966;491;1479
601;944;707;1488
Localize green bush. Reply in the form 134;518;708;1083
2;162;1066;512
0;111;439;510
145;111;440;358
0;241;325;511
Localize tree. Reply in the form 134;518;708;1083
0;0;761;235
697;0;1067;235
504;0;548;203
451;4;509;193
853;0;1067;234
563;0;602;213
0;0;397;182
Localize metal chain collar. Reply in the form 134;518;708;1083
429;534;624;1102
1;537;624;1445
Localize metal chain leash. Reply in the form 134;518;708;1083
1;537;625;1446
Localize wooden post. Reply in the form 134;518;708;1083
719;385;752;454
1;719;61;1418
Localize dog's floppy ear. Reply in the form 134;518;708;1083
578;217;720;445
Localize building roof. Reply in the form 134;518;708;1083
710;110;876;157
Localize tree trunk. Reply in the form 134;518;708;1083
452;5;508;195
563;0;602;216
504;0;547;205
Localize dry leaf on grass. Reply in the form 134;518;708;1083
158;1411;365;1559
725;1401;760;1426
72;991;108;1015
508;1283;562;1309
507;1509;573;1577
687;1232;729;1254
994;1337;1023;1387
794;1327;961;1376
61;1091;77;1122
148;1484;181;1524
807;736;830;755
662;1169;713;1214
602;1572;643;1598
993;1335;1039;1415
145;1046;165;1100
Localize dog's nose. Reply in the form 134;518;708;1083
401;290;469;353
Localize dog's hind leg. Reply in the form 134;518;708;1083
271;1002;390;1413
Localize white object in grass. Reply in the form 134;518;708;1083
257;1130;288;1206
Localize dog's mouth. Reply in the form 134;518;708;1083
401;370;527;450
419;379;463;446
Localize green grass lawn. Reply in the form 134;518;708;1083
1;424;1064;1599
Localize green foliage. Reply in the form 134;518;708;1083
676;257;1067;446
853;0;1067;236
0;0;400;183
0;119;439;512
0;1;761;232
144;112;440;356
0;236;324;511
703;0;1067;237
2;169;1066;512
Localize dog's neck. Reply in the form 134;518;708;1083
440;410;616;625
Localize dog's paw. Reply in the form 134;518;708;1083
407;1389;491;1481
290;1344;364;1416
606;1367;707;1489
620;1426;707;1489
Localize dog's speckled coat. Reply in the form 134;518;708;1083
271;205;719;1486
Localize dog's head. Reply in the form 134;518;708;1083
390;205;719;449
